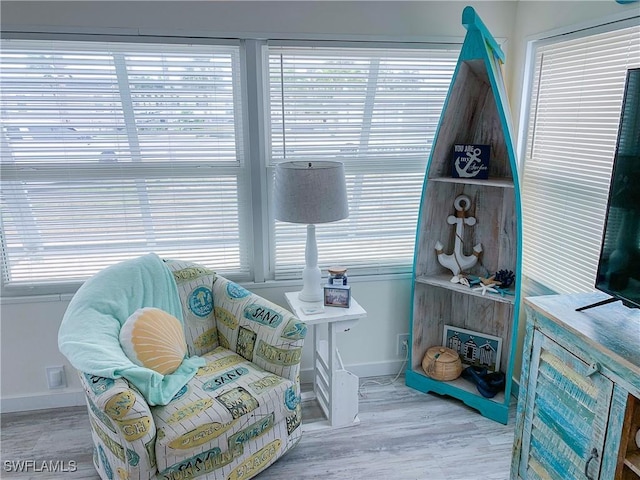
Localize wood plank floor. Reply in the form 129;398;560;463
1;376;516;480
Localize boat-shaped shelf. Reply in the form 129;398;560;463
405;6;522;425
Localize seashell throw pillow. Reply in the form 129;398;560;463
120;307;187;375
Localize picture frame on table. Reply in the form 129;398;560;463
323;284;351;308
442;325;502;373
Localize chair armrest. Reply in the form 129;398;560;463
212;276;307;384
79;372;157;479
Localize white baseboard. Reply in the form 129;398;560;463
1;363;516;414
1;390;85;413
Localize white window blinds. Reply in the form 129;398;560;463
267;45;458;278
521;23;640;294
0;39;249;289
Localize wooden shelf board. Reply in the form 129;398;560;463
415;274;516;304
428;176;514;188
409;367;506;404
625;452;640;476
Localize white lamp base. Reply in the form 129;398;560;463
298;224;323;303
298;265;323;302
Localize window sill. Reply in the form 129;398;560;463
1;293;75;305
1;272;413;305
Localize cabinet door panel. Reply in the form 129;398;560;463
519;331;614;480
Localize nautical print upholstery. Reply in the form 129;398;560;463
152;347;299;478
72;258;306;480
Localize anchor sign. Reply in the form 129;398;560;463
435;194;482;283
452;144;490;179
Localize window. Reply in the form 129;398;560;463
267;45;458;278
1;39;249;292
1;36;460;295
521;21;640;294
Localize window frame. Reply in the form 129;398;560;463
263;39;461;280
517;15;640;296
0;34;253;296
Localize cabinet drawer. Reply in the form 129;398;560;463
518;330;614;480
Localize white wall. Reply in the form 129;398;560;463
1;0;637;412
0;1;517;39
1;276;413;412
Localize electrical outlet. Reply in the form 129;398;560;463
46;366;66;389
397;334;409;356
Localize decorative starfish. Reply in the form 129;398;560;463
472;276;499;295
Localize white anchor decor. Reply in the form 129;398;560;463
435;194;483;283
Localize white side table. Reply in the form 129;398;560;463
284;292;367;431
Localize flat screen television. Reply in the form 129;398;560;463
578;68;640;311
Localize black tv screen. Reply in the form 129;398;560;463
594;68;640;309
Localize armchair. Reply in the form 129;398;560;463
59;255;307;480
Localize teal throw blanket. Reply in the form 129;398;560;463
58;253;205;405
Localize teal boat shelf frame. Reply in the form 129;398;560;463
405;6;522;425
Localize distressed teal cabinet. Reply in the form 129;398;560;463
512;293;640;480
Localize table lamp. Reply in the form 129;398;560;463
274;161;349;302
